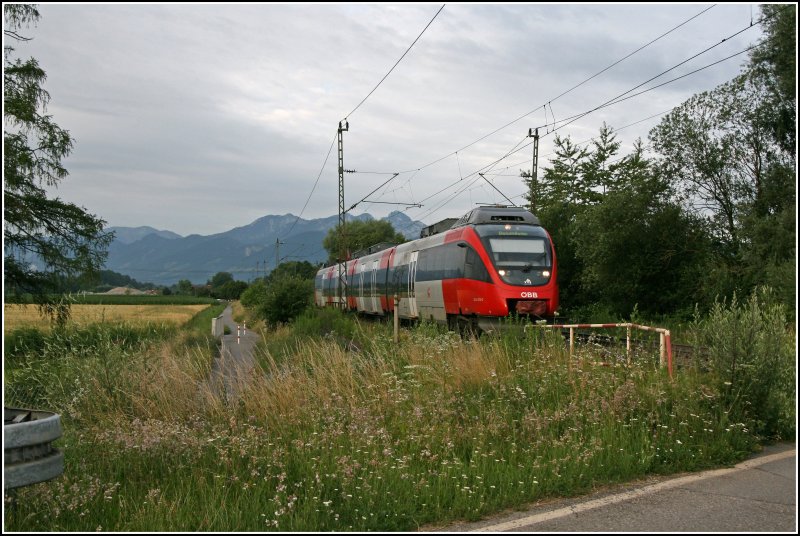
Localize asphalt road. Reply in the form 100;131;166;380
208;304;259;403
427;442;796;533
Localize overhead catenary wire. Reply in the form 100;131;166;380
400;8;786;223
281;6;445;242
342;4;445;121
394;4;718;175
482;108;674;177
333;3;769;228
281;131;338;240
407;35;768;223
286;5;783;241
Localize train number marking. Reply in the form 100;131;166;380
520;291;539;298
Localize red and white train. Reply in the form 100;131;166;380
314;206;559;332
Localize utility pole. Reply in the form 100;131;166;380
528;127;539;214
275;239;283;271
337;119;349;308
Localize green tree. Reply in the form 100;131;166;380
268;260;318;283
649;75;774;249
240;275;312;325
322;219;405;264
749;4;796;154
649;5;796;311
262;275;313;324
580;123;622;199
4;4;112;322
239;279;266;310
573;166;710;317
216;280;248;300
527;133;589;208
176;279;194;295
521;130;610;311
208;271;234;289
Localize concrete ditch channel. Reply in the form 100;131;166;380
4;407;64;490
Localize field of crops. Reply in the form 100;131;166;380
3;303;212;333
9;294;219;305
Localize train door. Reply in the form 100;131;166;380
358;262;366;311
408;251;419;318
371;259;379;312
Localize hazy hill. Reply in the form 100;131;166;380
102;211;427;285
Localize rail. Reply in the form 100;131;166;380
527;322;673;379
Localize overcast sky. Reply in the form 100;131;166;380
7;2;767;236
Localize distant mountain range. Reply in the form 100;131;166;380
102;211;428;285
108;226;183;245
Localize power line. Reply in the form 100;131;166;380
281;131;338;239
407;35;764;223
548;4;717;105
394;4;718;175
481;108;683;177
538;41;764;140
284;5;780;239
277;4;445;243
343;4;446;120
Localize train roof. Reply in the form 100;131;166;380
451;205;540;228
350;241;398;259
420;218;459;239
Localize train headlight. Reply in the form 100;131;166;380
498;269;507;276
542;270;550;277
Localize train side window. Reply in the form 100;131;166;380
395;264;408;296
443;242;464;279
465;247;491;283
417;250;430;282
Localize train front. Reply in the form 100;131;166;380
473;221;559;320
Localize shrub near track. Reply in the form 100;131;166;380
4;304;779;532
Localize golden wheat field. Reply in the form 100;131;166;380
3;304;211;333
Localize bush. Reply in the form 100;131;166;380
292;306;357;341
692;287;796;439
241;273;315;326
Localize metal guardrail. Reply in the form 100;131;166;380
528;322;674;379
4;407;64;490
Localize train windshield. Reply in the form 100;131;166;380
475;224;552;285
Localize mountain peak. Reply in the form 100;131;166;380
107;226;182;244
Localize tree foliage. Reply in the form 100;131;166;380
4;4;112;322
240;274;312;325
268;260;318;283
176;279;194;295
322;219;405;264
524;126;711;318
649;5;796;311
748;4;796;154
522;6;796;320
208;271;234;289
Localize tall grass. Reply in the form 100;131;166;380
689;287;796;440
4;307;765;532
